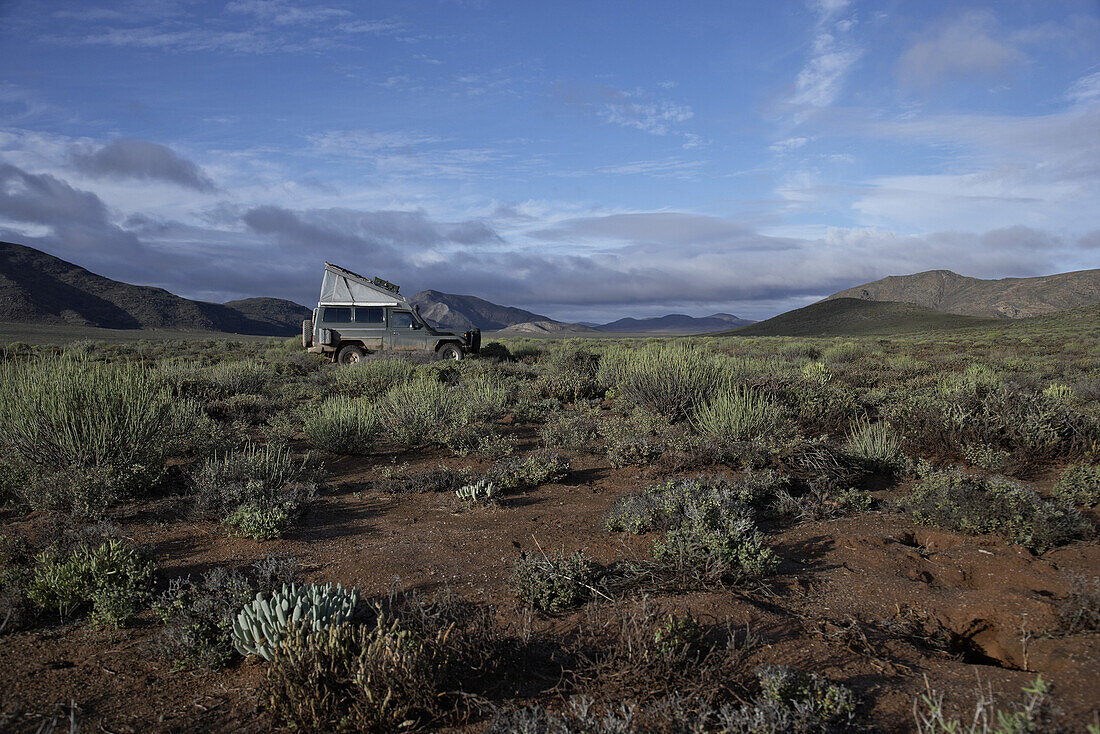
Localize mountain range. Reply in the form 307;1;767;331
0;241;310;335
3;240;1097;338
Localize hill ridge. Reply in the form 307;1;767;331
826;268;1100;319
0;240;309;335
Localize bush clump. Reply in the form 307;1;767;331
262;590;508;732
844;419;905;473
0;356;175;516
304;396;380;455
155;567;255;669
509;549;600;613
488;451;570;491
1052;463;1100;506
378;379;458;447
191;444;324;539
539;409;603;453
327;358;414;398
602;343;729;422
905;471;1089;553
27;538;154;628
692;386;789;442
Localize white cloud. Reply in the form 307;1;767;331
787;0;861;115
897;10;1025;89
1067;70;1100;103
597;87;694;136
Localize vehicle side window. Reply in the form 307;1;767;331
389;311;414;329
355;307;384;324
322;307;352;323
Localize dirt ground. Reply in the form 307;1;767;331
2;422;1098;733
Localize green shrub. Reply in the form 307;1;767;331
602;343;729;422
508;549;599;613
304;397;380;455
755;665;856;727
607;475;780;584
378;379;458;447
27;539;153;627
962;442;1011;473
328;358;414;398
155;567;255;669
913;675;1057;734
488;451;570;491
456;377;510;423
822;342;863;364
539;409;602;453
0;356;175;516
540;344;602;402
192;444;323;539
263;591;505;732
692;386;789;442
1052;464;1100;506
905;471;1088;553
844;419;905;472
653;515;779;581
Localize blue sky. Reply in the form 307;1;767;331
1;0;1098;321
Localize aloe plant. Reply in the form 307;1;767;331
231;582;358;660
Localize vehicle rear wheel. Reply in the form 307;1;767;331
438;344;463;361
302;319;313;348
336;344;365;365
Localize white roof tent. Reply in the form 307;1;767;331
318;262;409;308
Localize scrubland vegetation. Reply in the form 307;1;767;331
0;322;1098;731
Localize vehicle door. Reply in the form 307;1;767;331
385;309;426;351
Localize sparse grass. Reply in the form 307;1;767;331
913;675;1058;734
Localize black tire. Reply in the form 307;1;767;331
302;319;313;348
438;344;463;361
336;344;365;365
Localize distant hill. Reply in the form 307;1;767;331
0;241;309;335
718;298;997;337
496;320;601;335
409;290;557;331
596;312;753;333
825;269;1100;319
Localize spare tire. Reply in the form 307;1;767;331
302;319;313;348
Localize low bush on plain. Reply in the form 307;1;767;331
378;378;458;447
155;566;255;670
1052;463;1100;506
905;471;1088;553
844;419;905;473
262;590;508;732
191;444;324;539
304;396;380;455
27;538;154;628
913;675;1059;734
488;450;570;491
606;476;780;585
0;356;175;516
693;386;790;442
601;343;730;422
539;409;603;453
327;358;414;398
377;465;473;494
509;549;600;613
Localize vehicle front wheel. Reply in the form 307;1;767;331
438;344;464;361
336;344;365;365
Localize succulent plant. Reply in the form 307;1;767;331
231;581;358;661
455;479;499;505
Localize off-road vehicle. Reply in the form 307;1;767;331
303;263;480;364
